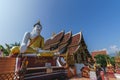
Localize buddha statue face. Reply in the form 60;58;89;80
33;24;42;34
31;23;42;39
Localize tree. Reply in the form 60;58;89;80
94;54;110;67
10;42;20;47
5;43;12;54
0;45;9;56
0;42;20;56
110;56;115;67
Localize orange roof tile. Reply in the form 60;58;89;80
91;50;107;59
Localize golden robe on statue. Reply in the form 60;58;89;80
25;35;44;53
11;35;44;54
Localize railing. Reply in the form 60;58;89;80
24;66;67;80
0;72;24;80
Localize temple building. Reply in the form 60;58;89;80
44;30;92;66
91;49;107;60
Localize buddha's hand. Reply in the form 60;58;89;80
20;43;27;53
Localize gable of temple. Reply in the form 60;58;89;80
44;30;64;50
44;30;92;64
58;31;72;54
67;32;81;55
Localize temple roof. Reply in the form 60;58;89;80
67;46;80;55
68;32;81;47
59;31;72;45
67;32;82;55
51;30;64;44
58;43;68;51
44;38;51;50
44;31;90;57
44;30;64;50
44;38;51;46
58;31;72;51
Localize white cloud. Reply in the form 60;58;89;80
110;45;120;52
108;45;120;56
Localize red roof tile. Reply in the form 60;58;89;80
68;32;81;47
91;50;107;59
59;31;72;45
51;31;64;44
44;38;51;46
44;31;64;50
68;46;80;55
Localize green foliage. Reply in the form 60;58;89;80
0;45;9;56
94;54;116;67
5;43;11;53
110;56;115;66
94;54;109;67
0;42;20;56
10;42;20;47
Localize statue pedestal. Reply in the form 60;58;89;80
23;56;56;68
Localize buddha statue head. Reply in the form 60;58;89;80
33;20;42;34
31;20;42;39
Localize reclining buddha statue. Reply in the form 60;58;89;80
10;20;53;56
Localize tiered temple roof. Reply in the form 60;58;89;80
44;30;92;64
44;31;64;50
59;31;72;45
51;30;64;45
44;38;51;50
58;31;72;51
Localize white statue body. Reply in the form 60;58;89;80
20;21;42;53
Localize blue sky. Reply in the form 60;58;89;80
0;0;120;55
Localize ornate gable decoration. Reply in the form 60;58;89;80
67;32;82;55
44;31;64;50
